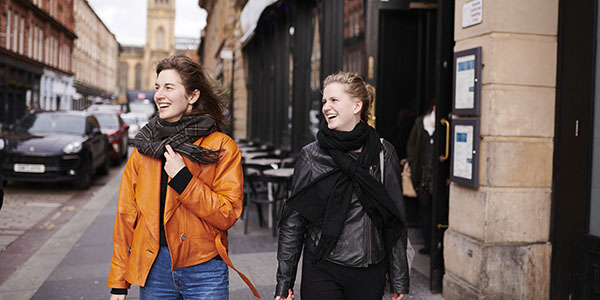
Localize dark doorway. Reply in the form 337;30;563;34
376;9;437;234
552;0;600;299
374;1;453;292
376;9;435;163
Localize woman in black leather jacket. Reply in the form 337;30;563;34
275;72;410;300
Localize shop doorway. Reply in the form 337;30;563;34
552;0;600;298
371;1;454;292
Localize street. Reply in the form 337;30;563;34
0;148;443;300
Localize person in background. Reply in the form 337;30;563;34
107;54;257;300
275;71;410;300
406;103;436;255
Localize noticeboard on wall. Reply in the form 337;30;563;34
452;47;482;116
450;118;480;188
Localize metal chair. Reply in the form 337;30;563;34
242;164;290;237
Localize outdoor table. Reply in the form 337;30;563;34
239;146;259;152
262;168;294;178
243;158;280;167
261;168;294;229
241;152;269;160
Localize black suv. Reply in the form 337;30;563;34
0;111;112;189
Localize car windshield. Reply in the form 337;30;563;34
16;114;85;135
94;114;119;129
121;116;136;126
129;102;155;117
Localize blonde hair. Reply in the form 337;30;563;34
323;71;375;122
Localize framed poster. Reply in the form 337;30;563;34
452;47;482;116
450;118;480;188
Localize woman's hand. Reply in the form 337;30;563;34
109;294;126;300
164;144;185;178
392;293;404;300
274;289;294;300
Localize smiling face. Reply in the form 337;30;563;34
322;82;362;132
154;69;200;123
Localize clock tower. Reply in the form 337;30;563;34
144;0;176;90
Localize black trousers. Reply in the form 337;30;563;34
300;250;386;300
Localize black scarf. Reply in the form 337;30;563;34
132;115;221;164
287;121;405;263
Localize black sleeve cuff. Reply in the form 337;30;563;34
168;166;193;194
110;288;128;295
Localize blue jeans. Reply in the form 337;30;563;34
140;246;229;300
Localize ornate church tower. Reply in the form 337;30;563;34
143;0;176;89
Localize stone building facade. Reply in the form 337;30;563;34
443;0;557;298
199;0;248;138
200;0;599;298
0;0;76;125
72;0;119;109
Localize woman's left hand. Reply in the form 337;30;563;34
392;293;404;300
164;145;186;178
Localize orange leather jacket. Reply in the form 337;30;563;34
107;132;258;297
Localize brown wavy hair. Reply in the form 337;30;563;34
156;54;228;131
323;71;375;122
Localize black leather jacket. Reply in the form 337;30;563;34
275;140;410;296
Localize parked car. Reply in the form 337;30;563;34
0;111;111;189
89;111;129;164
120;112;149;141
86;104;125;113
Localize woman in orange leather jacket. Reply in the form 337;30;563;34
107;54;258;300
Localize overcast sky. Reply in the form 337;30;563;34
87;0;207;46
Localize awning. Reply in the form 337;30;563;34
240;0;277;46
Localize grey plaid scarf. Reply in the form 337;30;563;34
132;115;221;164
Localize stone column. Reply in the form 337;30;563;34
443;1;557;299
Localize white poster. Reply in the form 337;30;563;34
453;125;474;180
455;55;476;110
462;0;483;28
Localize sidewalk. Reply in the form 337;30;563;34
2;173;443;299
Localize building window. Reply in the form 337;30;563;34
135;63;142;90
38;28;43;61
156;26;165;49
19;17;24;54
13;12;18;52
54;37;58;66
45;37;49;63
28;24;32;57
6;10;10;49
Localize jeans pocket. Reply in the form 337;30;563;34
180;258;229;299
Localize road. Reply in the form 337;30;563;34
0;148;443;300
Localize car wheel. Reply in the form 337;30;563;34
76;158;92;190
97;149;111;176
